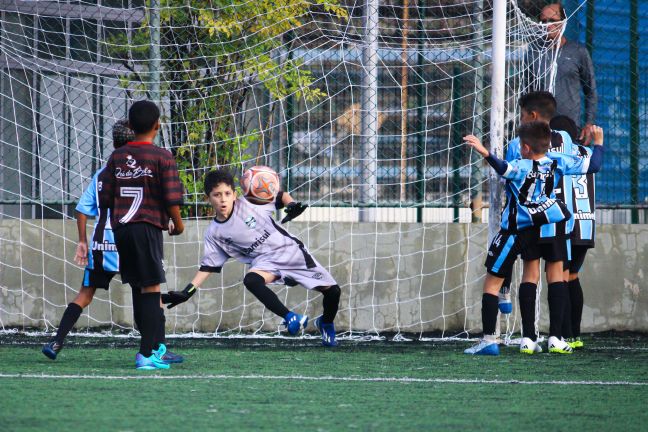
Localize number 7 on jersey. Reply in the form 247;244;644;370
119;187;143;224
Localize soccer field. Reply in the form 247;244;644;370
1;334;647;431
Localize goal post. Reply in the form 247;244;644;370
0;0;561;340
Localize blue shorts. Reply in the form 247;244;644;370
485;230;523;278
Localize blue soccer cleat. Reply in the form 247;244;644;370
498;286;512;314
152;342;166;359
315;317;338;347
42;341;62;360
464;339;500;355
155;343;184;364
284;311;308;336
135;352;170;370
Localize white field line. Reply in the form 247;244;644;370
0;373;646;386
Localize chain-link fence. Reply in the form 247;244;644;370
0;0;646;222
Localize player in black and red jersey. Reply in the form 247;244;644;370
99;100;185;370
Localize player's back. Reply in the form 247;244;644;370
101;142;183;230
506;130;577;238
570;144;596;245
500;157;569;232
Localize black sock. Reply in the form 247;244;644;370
518;282;537;341
131;286;142;332
154;308;166;349
54;303;83;345
562;284;573;339
243;273;290;318
569;278;584;337
547;282;566;338
320;285;341;324
482;293;499;336
139;292;161;357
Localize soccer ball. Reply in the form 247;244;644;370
240;166;280;204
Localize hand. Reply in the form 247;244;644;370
579;123;595;146
590;125;604;146
281;201;308;224
161;283;197;309
74;241;88;266
168;219;184;236
463;135;489;157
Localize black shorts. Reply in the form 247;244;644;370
82;269;117;289
523;232;567;263
114;222;166;287
569;244;590;274
485;230;527;278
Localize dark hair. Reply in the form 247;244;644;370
518;121;551;155
112;119;135;149
519;91;557;120
128;100;160;134
549;115;578;143
203;170;235;196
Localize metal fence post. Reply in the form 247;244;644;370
630;0;639;224
451;65;462;223
360;0;379;221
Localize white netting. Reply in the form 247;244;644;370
0;0;563;340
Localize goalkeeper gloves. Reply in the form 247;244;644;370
281;201;308;224
161;283;197;309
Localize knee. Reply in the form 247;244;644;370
321;284;341;301
74;288;95;308
243;272;266;292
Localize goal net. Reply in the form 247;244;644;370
0;0;561;340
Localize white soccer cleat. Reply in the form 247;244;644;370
548;336;573;354
519;337;542;354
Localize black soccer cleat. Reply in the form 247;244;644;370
42;341;62;360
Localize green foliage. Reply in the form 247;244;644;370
112;0;347;214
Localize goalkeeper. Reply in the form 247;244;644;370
162;169;341;346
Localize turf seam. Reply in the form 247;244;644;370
0;373;646;386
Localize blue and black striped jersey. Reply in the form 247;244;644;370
570;144;596;245
497;153;592;232
505;130;591;238
76;168;119;273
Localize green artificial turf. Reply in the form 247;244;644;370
1;334;647;431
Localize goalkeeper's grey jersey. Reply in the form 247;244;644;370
200;197;317;271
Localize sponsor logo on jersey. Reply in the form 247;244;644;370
245;216;257;229
525;169;553;181
92;240;118;252
115;155;153;179
574;211;595;220
242;230;271;256
527;199;556;215
311;272;323;280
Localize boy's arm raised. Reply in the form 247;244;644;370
464;135;508;176
561;126;604;175
276;191;308;224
